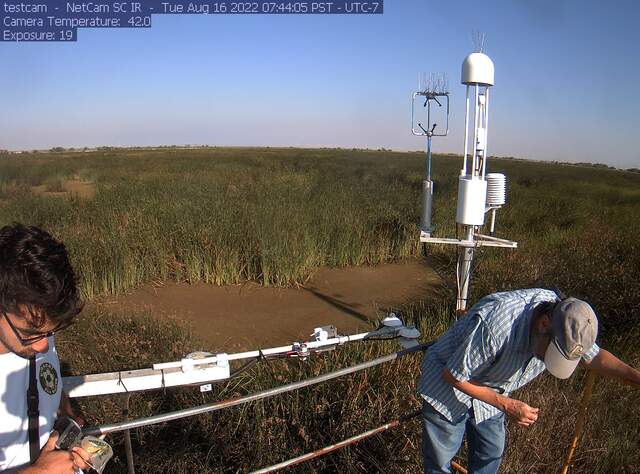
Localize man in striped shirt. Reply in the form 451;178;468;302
418;288;640;474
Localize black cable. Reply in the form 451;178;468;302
362;336;401;342
229;358;259;378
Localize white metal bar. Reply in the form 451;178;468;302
462;86;470;175
411;92;425;136
482;88;490;178
474;233;516;244
456;226;475;312
471;85;479;177
489;208;497;234
63;327;398;398
419;235;463;245
152;327;396;371
64;363;230;398
420;234;517;249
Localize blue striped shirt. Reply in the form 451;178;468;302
417;289;600;424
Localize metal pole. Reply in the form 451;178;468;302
456;226;475;312
421;135;434;234
471;85;479;177
481;88;490;178
462;86;470;176
489;208;497;235
122;393;136;474
427;134;432;181
83;345;429;437
411;92;419;135
152;327;396;371
250;411;421;473
427;97;432;148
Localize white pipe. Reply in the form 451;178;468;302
482;88;490;178
471;85;479;177
63;363;231;398
456;225;475;312
490;208;497;233
462;86;470;176
64;326;401;398
152;326;397;371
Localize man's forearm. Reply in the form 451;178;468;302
442;369;539;426
583;349;640;387
442;369;510;412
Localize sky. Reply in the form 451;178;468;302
1;0;639;167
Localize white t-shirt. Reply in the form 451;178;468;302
0;337;62;472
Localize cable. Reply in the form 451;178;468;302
229;358;258;378
362;336;401;342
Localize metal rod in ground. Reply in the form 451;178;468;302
250;411;422;474
456;225;475;313
251;411;468;474
83;344;428;437
561;370;596;474
122;393;136;474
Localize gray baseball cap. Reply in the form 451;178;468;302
544;297;598;379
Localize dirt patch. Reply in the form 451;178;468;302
98;259;443;351
32;178;95;199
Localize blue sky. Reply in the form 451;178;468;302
1;0;639;167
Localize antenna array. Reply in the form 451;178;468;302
418;72;449;96
471;29;486;53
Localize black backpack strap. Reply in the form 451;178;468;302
552;287;567;301
27;356;40;464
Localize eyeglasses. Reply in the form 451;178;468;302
2;312;74;346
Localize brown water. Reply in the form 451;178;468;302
98;259;443;351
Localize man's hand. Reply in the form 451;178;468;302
503;398;539;427
19;432;90;474
442;369;540;428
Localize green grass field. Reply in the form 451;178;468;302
1;147;638;473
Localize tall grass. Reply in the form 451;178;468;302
3;148;639;472
0;148;422;296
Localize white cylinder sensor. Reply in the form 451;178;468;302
456;176;487;226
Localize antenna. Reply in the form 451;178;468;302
471;30;486;53
419;72;449;96
411;72;450;236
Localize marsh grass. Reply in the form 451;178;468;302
3;148;639;472
0;148;423;296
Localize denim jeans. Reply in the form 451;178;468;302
422;401;505;474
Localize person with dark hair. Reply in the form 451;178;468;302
0;224;89;473
418;288;640;474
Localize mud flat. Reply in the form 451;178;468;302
100;259;443;350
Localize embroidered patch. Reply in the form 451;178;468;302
39;362;58;395
568;344;584;359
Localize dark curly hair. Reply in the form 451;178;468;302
0;224;82;328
